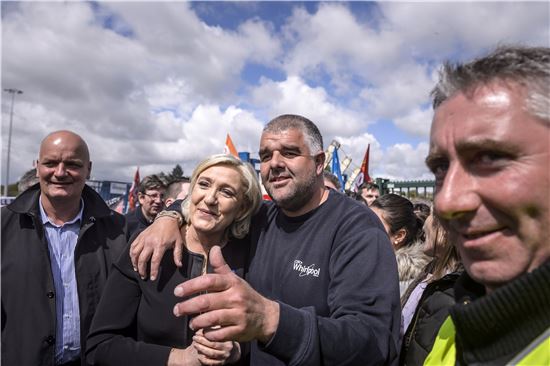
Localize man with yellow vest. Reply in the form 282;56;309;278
424;45;550;365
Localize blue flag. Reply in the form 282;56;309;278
331;147;345;191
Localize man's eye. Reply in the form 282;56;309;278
430;162;449;183
42;162;57;168
477;152;509;165
467;151;514;174
259;154;271;163
282;151;299;159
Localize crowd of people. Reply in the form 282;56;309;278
2;45;548;366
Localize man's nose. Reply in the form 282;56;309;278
54;163;67;177
269;151;286;168
434;162;480;220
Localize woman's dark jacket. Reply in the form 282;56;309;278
399;271;461;366
85;237;251;366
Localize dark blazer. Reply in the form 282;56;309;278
124;206;151;240
86;237;251;366
1;184;127;366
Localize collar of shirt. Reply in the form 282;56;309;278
39;196;85;227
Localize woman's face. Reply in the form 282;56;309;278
189;165;244;238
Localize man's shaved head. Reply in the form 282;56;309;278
39;130;90;163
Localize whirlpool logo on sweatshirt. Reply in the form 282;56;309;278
293;260;321;278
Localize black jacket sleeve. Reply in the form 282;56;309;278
85;244;172;366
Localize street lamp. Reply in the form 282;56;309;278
3;88;23;197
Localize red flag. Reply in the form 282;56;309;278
113;198;124;214
224;134;239;158
128;167;140;212
360;144;372;183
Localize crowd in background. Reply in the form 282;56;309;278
10;155;462;366
2;45;549;366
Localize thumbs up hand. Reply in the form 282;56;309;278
173;246;280;343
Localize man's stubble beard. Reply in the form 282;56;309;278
267;171;318;213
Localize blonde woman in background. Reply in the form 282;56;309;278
399;212;462;366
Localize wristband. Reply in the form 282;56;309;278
155;210;184;228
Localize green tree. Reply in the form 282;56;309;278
171;164;184;179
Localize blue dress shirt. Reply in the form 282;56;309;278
39;197;84;364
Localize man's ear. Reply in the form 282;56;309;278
86;161;92;179
138;193;146;206
315;152;326;175
35;161;40;177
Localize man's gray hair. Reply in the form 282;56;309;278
138;174;165;194
431;45;550;122
263;114;324;154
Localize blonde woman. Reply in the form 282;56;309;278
399;213;462;366
86;155;262;366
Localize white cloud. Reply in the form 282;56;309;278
2;1;548;188
380;2;550;58
1;2;276;183
281;3;403;93
282;2;549;84
105;2;282;100
393;107;433;137
359;62;436;120
251;76;364;137
377;142;432;181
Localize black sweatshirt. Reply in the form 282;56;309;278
100;191;402;365
246;191;401;365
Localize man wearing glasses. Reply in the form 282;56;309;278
125;174;166;239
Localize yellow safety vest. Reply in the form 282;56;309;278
424;316;550;365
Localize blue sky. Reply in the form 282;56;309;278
2;1;548;185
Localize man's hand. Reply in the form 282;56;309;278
173;246;280;344
129;215;183;280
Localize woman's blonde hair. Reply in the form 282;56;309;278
181;154;262;239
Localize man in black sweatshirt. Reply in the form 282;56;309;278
128;114;401;365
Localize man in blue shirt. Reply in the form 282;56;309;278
2;130;127;366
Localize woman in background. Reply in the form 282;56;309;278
86;155;262;366
370;194;430;295
399;212;463;366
